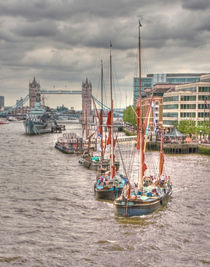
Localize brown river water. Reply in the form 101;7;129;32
0;122;210;267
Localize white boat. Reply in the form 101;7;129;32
0;118;9;124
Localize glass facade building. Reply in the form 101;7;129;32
133;73;206;105
163;79;210;128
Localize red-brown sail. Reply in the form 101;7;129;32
159;135;164;177
106;110;112;145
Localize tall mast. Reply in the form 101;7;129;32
101;60;104;159
110;42;114;177
138;20;143;191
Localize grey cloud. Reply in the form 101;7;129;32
13;20;58;37
182;0;210;10
0;0;176;21
1;0;210;108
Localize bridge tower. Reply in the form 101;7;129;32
29;77;41;108
82;78;92;122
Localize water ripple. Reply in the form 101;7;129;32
0;123;209;266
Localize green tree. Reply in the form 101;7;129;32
177;120;196;135
177;120;210;136
197;121;210;135
123;105;136;126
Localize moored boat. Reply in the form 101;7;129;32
79;152;120;171
114;182;172;217
94;46;126;201
78;59;120;172
55;132;84;154
94;172;127;201
114;20;172;217
0;118;9;124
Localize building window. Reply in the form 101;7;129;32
198;104;210;109
198;95;210;101
199;87;210;92
180;104;196;109
163;112;178;117
180;96;196;101
167;78;200;83
163;104;178;109
180;112;196;118
198;112;210;118
163;96;179;102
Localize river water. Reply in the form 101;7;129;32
0;122;210;267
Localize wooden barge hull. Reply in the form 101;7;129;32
81;159;120;171
114;191;172;217
95;187;123;201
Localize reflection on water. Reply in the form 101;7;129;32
0;122;210;267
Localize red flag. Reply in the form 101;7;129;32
106;110;112;127
107;128;111;145
159;135;164;177
106;110;112;145
141;136;147;176
136;106;140;150
97;109;103;135
159;152;164;177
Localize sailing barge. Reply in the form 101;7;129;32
114;20;172;217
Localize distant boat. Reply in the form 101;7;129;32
114;20;172;217
78;61;120;172
94;47;126;201
23;102;57;135
55;132;84;154
0;118;9;124
8;116;18;122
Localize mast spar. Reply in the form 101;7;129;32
100;60;104;159
138;20;144;191
110;42;114;178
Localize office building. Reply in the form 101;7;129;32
133;73;206;105
162;74;210;128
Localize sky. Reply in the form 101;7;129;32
0;0;210;109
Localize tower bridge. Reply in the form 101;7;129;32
40;90;82;95
0;77;123;118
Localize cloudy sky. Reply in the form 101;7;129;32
0;0;210;109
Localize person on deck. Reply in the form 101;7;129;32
160;174;165;186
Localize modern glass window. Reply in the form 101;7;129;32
166;78;200;83
163;96;178;102
163;104;178;109
181;112;196;118
163;112;178;117
180;96;196;101
180;104;196;109
198;112;210;118
198;87;210;92
198;95;210;100
177;87;196;92
198;104;210;109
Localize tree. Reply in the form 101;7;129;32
177;120;210;136
177;120;196;135
123;105;136;126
